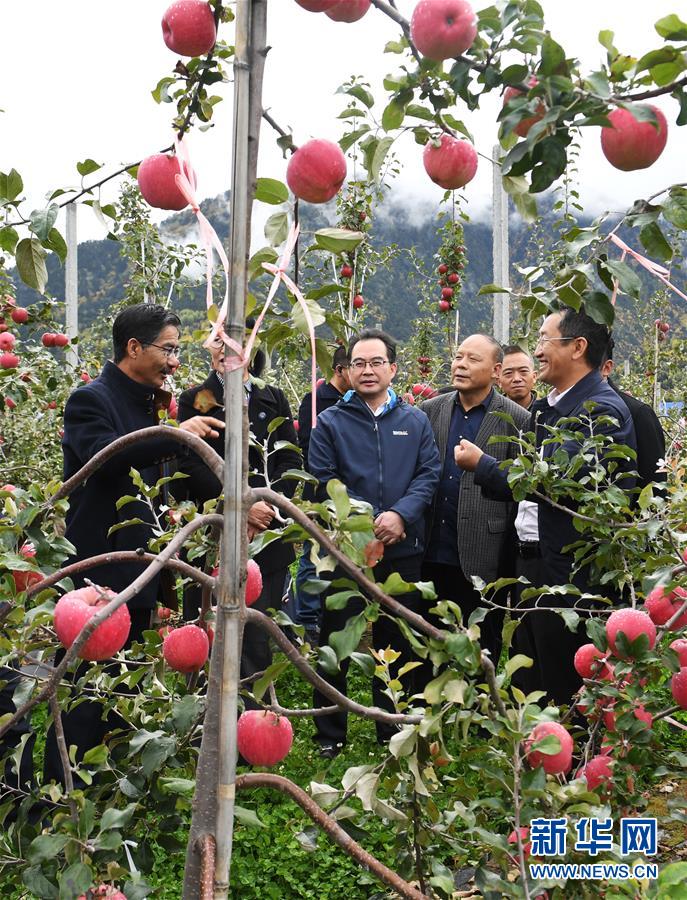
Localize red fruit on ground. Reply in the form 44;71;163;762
671;667;687;709
353;294;364;309
439;300;452;312
410;0;477;60
10;307;28;324
437;263;448;275
525;721;573;775
340;264;353;278
54;586;131;661
601;105;668;171
286;139;347;204
423;134;478;190
161;0;216;56
606;608;657;657
573;643;611;679
670;638;687;667
52;333;69;347
581;754;613;791
502;77;545;138
324;0;371;22
644;585;687;629
42;333;56;347
12;543;44;593
294;0;336;9
237;710;294;766
507;826;531;858
0;352;19;369
246;559;263;606
0;332;16;350
163;624;209;673
138;154;195;211
441;286;454;299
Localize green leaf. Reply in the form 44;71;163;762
100;804;137;831
540;34;566;76
0;226;19;253
59;862;92;898
405;103;433;120
313;227;365;254
15;237;48;293
339;125;371;153
30;204;59;242
341;83;374;109
234;804;266;827
76;158;103;177
152;76;176;104
328;612;367;662
255;178;289;205
160;777;196;796
369;136;394;182
27;833;69;864
505;653;533;678
0;168;24;202
326;478;351;521
326;590;361;611
292;295;326;333
252;659;290;701
639;221;673;261
380;572;416;595
382;100;405;131
478;283;510;295
248;245;278;280
350;651;375;677
141;735;177;777
82;744;108;766
604;259;642;298
663;188;687;228
655;13;687;40
512;190;538;222
583;291;615;327
22;866;58;899
44;228;68;264
264;211;289;246
598;30;615;51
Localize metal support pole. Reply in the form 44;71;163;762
492;145;510;343
65;204;78;368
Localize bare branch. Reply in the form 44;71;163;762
48;692;78;822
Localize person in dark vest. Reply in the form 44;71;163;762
455;307;637;707
291;345;351;645
44;303;223;785
178;328;301;700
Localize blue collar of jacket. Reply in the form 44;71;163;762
100;360;161;404
532;369;604;419
341;387;399;416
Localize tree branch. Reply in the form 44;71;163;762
261;110;298;152
236;773;430;900
48;692;78;822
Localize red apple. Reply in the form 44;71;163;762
441;286;454;299
81;372;92;383
0;332;16;351
606;608;656;657
447;273;460;284
1;484;16;491
12;543;44;593
157;606;173;621
437;263;448;275
573;643;612;680
246;559;263;606
671;667;687;708
77;886;127;900
603;702;652;732
286;139;347;204
0;352;19;369
4;397;16;410
439;300;452;312
167;396;178;419
601;105;668;171
237;710;293;766
0;320;7;333
402;392;415;405
54;586;131;661
293;419;300;432
410;0;477;60
161;0;216;56
324;0;371;23
163;624;209;673
423;134;478;190
340;264;353;278
53;333;69;348
295;0;336;9
353;294;364;309
137;154;195;211
644;585;687;629
581;754;613;791
46;400;57;410
507;826;531;858
525;721;573;775
41;333;56;347
670;638;687;667
10;307;28;324
502;77;545;138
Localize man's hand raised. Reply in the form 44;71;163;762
179;416;225;440
454;439;483;471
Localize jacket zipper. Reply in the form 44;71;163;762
373;420;384;513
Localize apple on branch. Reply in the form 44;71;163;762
237;710;294;766
137;154;195;211
163;624;210;673
423;134;478;190
601;104;668;171
410;0;477;61
294;0;337;10
161;0;216;57
286;139;347;204
54;586;131;661
324;0;371;23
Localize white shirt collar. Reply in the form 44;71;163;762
547;384;574;407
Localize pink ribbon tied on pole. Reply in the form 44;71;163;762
608;232;687;306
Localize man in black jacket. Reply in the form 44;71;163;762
44;304;223;785
291;345;351;642
178;331;301;694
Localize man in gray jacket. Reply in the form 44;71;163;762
421;334;529;662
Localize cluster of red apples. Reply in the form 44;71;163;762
0;297;30;370
655;318;671;343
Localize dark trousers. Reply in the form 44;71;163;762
313;555;428;746
422;561;505;666
0;665;36;793
43;608;152;786
511;551;585;707
292;542;322;627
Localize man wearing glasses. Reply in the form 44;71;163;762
43;303;224;785
308;329;441;757
455;307;636;707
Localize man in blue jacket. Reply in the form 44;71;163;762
454;307;637;707
308;329;441;756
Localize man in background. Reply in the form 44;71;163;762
499;345;537;410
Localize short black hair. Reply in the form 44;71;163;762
502;344;535;366
557;307;610;369
348;328;396;364
112;304;181;363
332;345;350;370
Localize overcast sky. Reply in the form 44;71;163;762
0;0;682;246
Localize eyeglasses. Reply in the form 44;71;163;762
141;341;181;359
535;336;579;347
349;358;390;371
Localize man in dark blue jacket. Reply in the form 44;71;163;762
455;307;637;707
308;329;441;755
44;304;223;785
